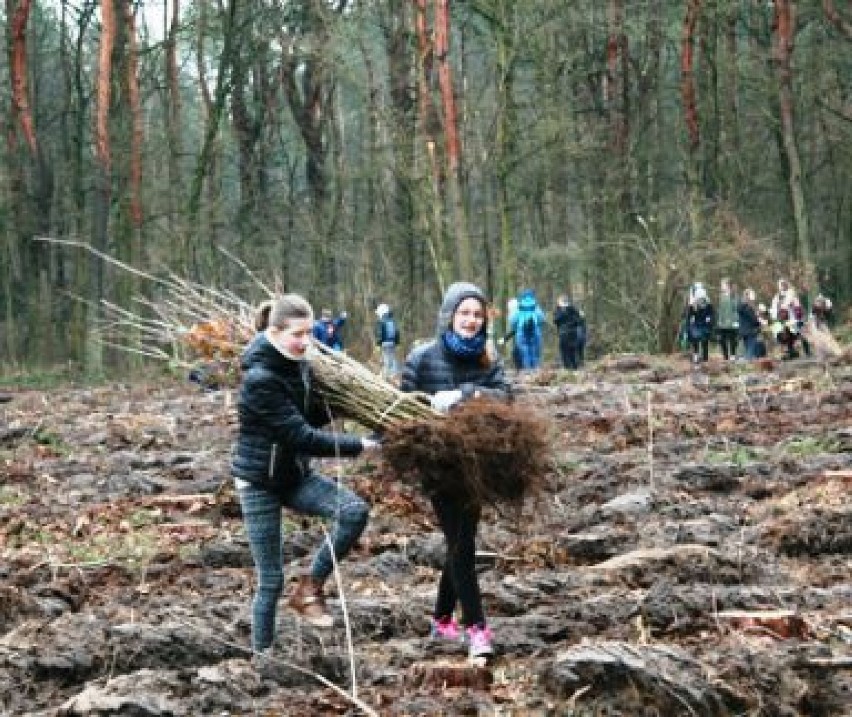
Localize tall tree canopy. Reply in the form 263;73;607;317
1;0;850;368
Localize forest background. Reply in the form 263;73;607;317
1;0;851;376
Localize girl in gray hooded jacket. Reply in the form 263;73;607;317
400;282;510;661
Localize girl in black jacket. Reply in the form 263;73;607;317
400;282;510;661
233;294;379;650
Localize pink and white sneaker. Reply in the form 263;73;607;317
430;616;463;643
466;624;493;661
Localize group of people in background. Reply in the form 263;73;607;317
310;304;401;380
310;288;589;377
683;277;835;364
307;276;839;376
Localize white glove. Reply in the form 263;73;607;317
361;437;381;452
430;389;463;413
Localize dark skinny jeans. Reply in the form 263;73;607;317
690;338;709;362
558;335;580;370
238;472;369;650
430;495;485;628
717;328;738;360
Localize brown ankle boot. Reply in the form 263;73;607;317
287;575;333;628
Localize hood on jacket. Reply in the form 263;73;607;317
518;289;538;311
437;282;488;336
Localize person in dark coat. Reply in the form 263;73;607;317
737;288;763;360
685;282;715;364
233;294;379;651
553;295;582;369
400;282;510;661
502;289;546;370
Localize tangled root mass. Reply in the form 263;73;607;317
382;400;552;508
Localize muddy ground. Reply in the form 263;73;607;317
1;354;851;716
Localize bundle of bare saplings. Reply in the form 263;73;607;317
51;239;550;508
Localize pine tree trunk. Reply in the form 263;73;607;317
774;0;813;282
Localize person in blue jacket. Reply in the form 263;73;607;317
313;308;347;351
553;295;583;369
503;289;546;369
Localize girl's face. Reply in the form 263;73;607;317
452;297;486;338
270;317;314;358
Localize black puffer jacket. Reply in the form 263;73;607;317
737;301;761;338
553;304;582;345
231;333;362;490
400;282;510;399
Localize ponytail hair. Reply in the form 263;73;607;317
254;300;274;332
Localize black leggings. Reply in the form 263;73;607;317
430;495;484;627
717;328;738;360
690;338;709;361
558;335;580;369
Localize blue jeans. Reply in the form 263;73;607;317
380;342;399;378
237;472;369;650
516;339;542;369
742;334;758;360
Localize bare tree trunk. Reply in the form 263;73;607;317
681;0;703;241
414;0;447;292
719;4;740;199
383;0;417;316
434;0;471;277
190;0;238;273
124;1;143;230
773;0;813;282
89;0;117;374
10;0;37;154
165;0;183;233
493;0;516;325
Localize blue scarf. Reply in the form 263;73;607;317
442;330;486;360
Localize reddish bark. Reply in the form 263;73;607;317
10;0;37;154
96;0;116;171
124;2;143;227
823;0;852;39
434;0;461;174
414;0;442;189
414;0;439;143
605;0;622;103
680;0;701;151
